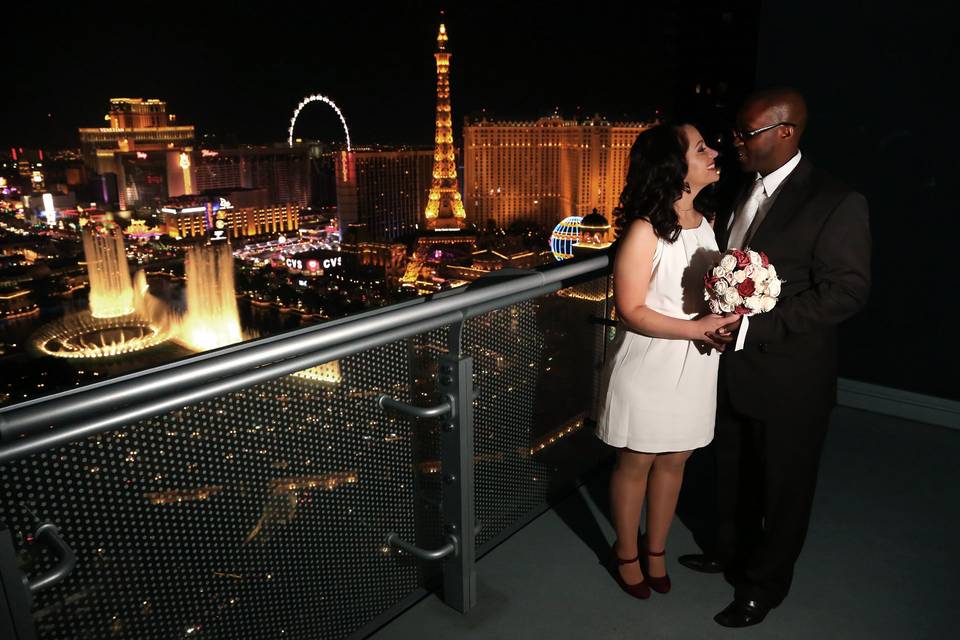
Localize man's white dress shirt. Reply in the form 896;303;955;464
727;151;802;350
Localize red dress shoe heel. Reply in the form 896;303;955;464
643;547;671;593
640;534;671;594
607;545;651;600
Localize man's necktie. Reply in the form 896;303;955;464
728;178;766;249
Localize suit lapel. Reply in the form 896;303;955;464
747;157;814;248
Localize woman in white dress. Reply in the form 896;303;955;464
597;123;734;599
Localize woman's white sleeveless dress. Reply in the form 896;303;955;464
596;217;721;452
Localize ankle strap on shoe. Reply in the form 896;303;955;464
616;554;639;564
646;548;666;557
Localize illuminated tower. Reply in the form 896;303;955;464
423;22;467;230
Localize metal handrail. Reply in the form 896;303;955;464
0;251;610;462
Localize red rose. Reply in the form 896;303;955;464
737;278;756;297
704;274;719;288
735;250;751;268
735;305;751;315
760;251;770;267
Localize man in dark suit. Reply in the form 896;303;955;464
683;88;871;627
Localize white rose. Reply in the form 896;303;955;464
761;295;777;312
713;279;728;294
722;288;742;307
709;299;722;314
768;278;782;297
767;264;778;279
720;254;738;272
749;251;763;267
713;265;728;278
720;301;733;313
753;266;770;283
733;270;747;284
745;295;763;312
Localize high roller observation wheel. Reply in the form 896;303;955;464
288;94;351;151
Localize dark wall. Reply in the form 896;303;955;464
756;1;959;399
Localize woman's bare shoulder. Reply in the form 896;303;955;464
621;218;655;244
617;219;658;263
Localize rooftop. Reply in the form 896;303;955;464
373;407;958;639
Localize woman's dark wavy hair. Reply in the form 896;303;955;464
613;123;715;243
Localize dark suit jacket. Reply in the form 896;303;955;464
716;157;871;419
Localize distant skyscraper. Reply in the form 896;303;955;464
78;98;195;208
193;146;314;209
193;150;244;192
334;148;435;240
116;152;169;206
463;115;651;229
243;147;312;208
77;98;195;168
423;22;467;230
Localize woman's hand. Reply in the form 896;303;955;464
692;314;737;350
708;314;743;351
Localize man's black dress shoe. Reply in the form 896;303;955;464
677;554;724;573
713;599;770;628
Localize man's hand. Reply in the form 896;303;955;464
705;315;742;352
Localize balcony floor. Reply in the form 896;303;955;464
371;407;959;639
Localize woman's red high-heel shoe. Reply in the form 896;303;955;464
607;545;651;599
640;535;671;594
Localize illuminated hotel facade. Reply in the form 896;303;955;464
334;148;435;240
162;191;299;240
463;115;651;229
192;150;244;192
193;147;316;209
78;98;196;208
78;99;195;168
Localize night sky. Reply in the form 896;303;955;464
5;2;758;150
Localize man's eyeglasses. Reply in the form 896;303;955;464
731;121;797;141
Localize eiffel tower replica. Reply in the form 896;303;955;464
401;19;475;290
424;21;467;230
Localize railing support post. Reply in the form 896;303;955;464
0;526;38;640
437;350;477;612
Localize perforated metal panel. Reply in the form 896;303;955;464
465;275;612;550
0;329;447;640
464;301;545;548
0;274;615;638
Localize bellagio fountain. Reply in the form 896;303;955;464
34;222;246;360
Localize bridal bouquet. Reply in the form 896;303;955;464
703;249;783;316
